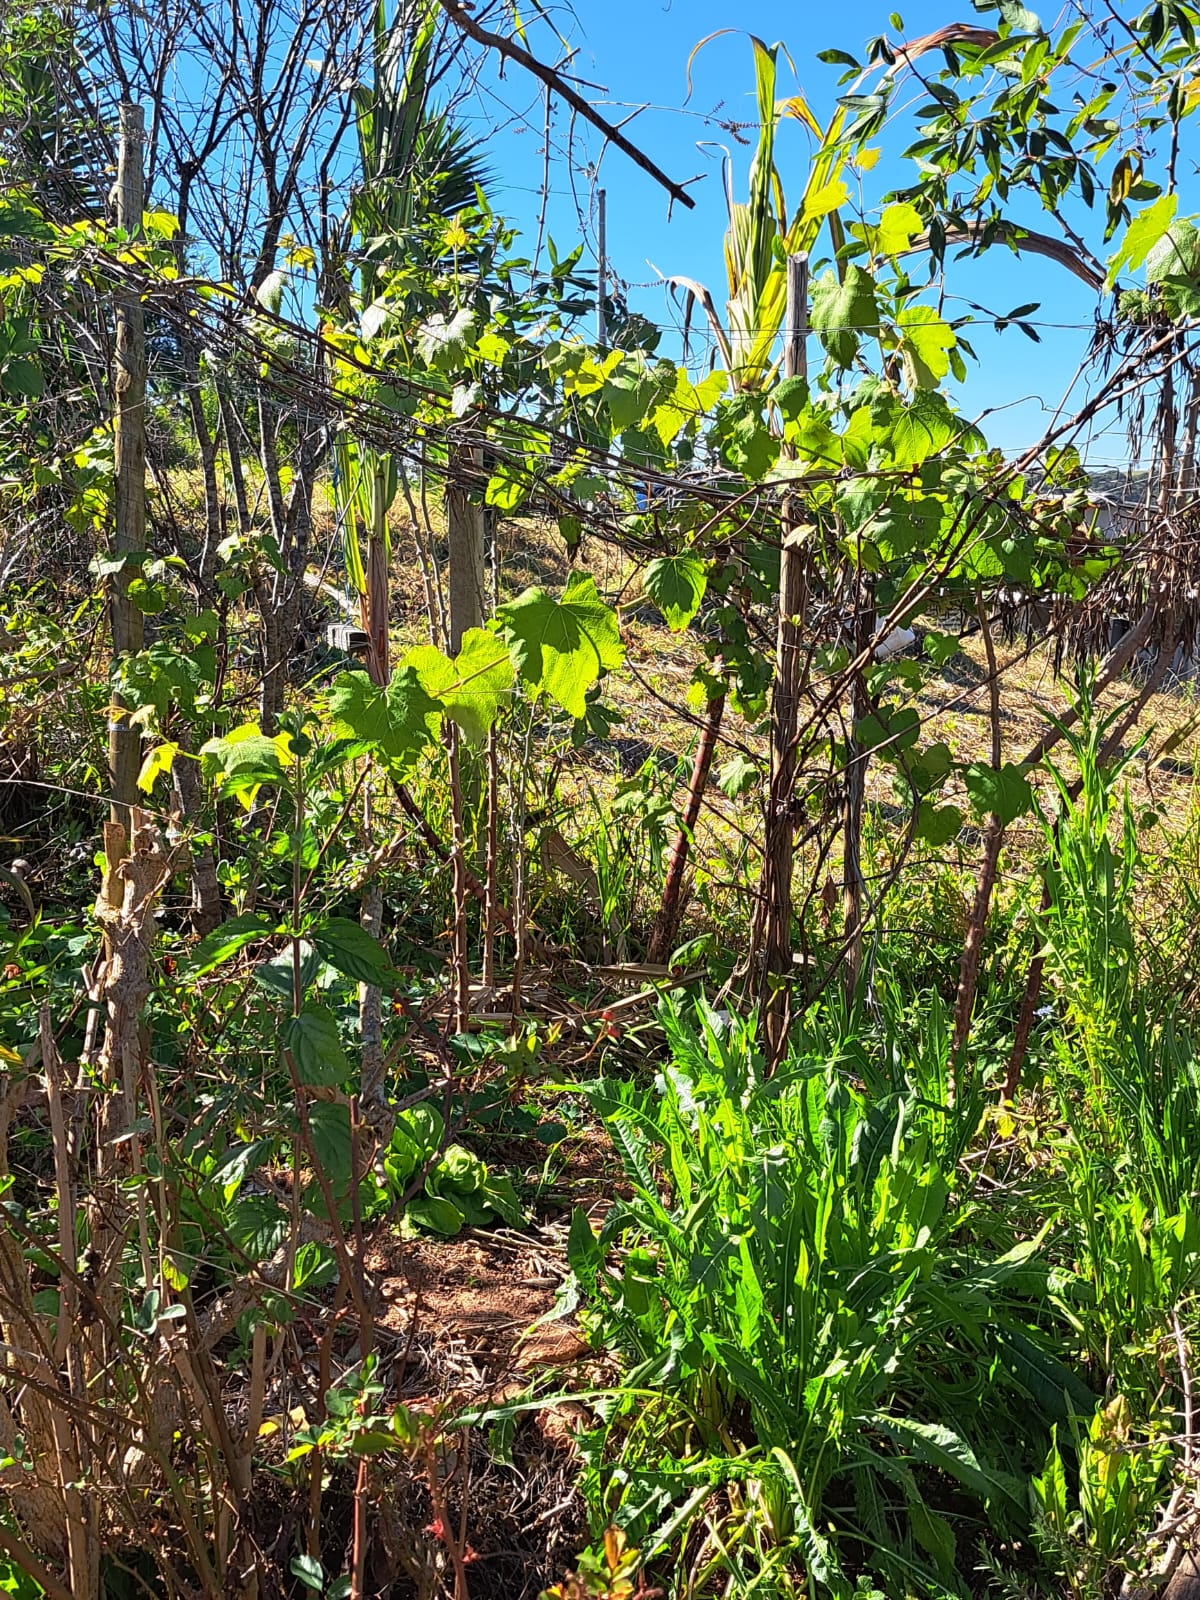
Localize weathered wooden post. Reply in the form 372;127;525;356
109;101;147;840
759;252;808;1067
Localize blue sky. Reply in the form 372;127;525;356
456;0;1137;462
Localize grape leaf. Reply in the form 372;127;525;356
713;395;780;478
889;390;962;469
137;741;180;793
327;666;441;769
718;753;759;799
963;761;1033;824
497;572;623;718
644;556;706;632
878;201;922;256
1146;218;1200;284
1107;194;1178;288
407;628;514;743
896;305;957;388
200;724;293;802
809;264;879;367
915;801;962;845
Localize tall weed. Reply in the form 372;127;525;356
567;999;1093;1598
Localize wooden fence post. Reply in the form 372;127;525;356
445;441;486;653
758;253;809;1067
109;101;147;838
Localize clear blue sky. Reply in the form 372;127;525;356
457;0;1137;463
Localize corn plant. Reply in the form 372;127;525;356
671;27;986;392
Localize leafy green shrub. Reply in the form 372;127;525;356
372;1101;524;1236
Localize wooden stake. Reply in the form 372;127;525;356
596;188;607;348
110;102;147;836
759;253;808;1067
446;440;486;653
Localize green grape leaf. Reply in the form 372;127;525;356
855;706;920;758
802;180;849;221
809;264;879;367
644;555;707;632
327;666;441;769
1107;194;1178;288
602;364;657;429
896;305;956;388
963;761;1034;824
484;461;528;510
1146;218;1200;284
712;395;780;478
718;753;759;799
773;374;809;423
915;801;962;845
878;201;922;256
407;629;514;743
908;741;954;794
889;390;962;469
417;307;475;370
200;724;293;796
497;572;623;718
924;629;960;667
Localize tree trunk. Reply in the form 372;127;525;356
842;588;875;1005
950;602;1003;1085
172;750;222;935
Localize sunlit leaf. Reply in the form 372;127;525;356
809;265;879;367
497;573;624;719
896;305;957;388
327;667;441;769
407;629;514;743
184;913;273;978
878;201;922;255
311;917;394;987
137;742;179;793
1107;194;1178;287
645;556;707;632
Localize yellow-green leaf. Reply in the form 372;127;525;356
878;201;922;257
137;742;180;793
